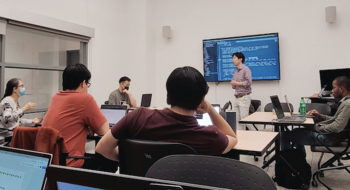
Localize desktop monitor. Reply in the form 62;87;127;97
47;165;226;190
0;146;52;190
319;68;350;91
203;33;280;82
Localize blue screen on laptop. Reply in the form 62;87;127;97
0;150;50;190
57;182;104;190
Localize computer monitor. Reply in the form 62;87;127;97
196;105;220;126
141;94;152;107
100;105;127;125
0;146;52;190
47;165;225;190
320;68;350;91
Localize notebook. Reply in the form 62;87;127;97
0;146;52;190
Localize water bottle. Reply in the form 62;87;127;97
300;97;306;115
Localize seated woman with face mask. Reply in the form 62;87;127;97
0;78;42;129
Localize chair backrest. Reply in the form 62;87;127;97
221;101;232;112
264;102;293;112
118;139;197;177
146;155;277;190
304;103;332;116
251;99;261;112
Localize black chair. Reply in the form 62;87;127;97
251;99;261;113
310;129;350;189
118;139;197;177
146;155;277;190
305;103;332;116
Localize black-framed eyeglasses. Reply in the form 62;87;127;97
86;82;91;88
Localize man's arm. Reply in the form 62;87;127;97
316;105;350;133
94;121;110;136
125;91;137;107
198;100;238;153
95;130;119;161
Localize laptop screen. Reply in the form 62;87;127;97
270;95;285;119
57;182;104;190
0;148;51;190
101;109;126;125
196;105;220;126
141;94;152;107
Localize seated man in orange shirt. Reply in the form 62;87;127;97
96;66;237;161
43;63;109;168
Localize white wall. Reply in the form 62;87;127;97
1;0;350;111
153;0;350;109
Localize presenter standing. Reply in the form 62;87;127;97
230;52;253;130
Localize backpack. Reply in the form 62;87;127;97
273;149;311;189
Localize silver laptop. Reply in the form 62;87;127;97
270;95;306;123
0;146;52;190
284;95;314;118
196;104;220;126
100;105;127;126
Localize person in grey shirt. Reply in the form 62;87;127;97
0;78;42;129
108;76;136;108
230;52;253;130
281;76;350;157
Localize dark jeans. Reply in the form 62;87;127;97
281;128;340;157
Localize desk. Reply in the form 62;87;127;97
232;130;278;157
240;112;314;128
239;112;315;170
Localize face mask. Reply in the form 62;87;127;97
124;86;129;90
18;87;26;97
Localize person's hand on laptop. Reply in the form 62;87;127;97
307;109;321;117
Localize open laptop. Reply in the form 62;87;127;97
0;146;52;190
47;165;222;190
284;95;314;118
196;104;220;126
270;95;306;123
141;94;152;107
100;105;127;126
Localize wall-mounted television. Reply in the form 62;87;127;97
203;33;280;82
320;68;350;91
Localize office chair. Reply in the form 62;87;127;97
250;99;261;113
146;155;277;190
310;129;350;189
10;126;116;172
221;101;232;112
304;103;332;116
118;139;197;177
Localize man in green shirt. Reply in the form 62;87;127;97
281;76;350;156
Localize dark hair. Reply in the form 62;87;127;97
119;76;131;84
166;66;209;110
62;63;91;90
334;76;350;91
2;78;21;100
232;52;245;63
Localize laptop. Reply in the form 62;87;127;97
284;95;314;118
141;94;152;107
0;146;52;190
47;165;222;190
100;105;127;126
270;95;306;123
196;104;220;126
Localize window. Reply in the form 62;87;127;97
0;22;88;116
